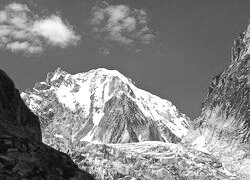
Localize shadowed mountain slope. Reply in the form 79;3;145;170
0;69;94;180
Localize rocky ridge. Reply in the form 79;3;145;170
184;24;250;179
0;69;94;179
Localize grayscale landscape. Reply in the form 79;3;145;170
0;1;249;180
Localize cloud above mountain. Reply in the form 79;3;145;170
0;3;80;54
90;1;155;46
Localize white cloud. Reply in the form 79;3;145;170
6;41;43;54
0;3;80;54
32;15;80;48
7;3;30;12
91;1;155;46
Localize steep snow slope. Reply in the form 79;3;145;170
21;68;190;145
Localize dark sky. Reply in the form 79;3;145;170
1;0;250;119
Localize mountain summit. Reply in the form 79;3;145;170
22;68;190;148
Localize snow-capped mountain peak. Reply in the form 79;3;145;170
21;68;190;145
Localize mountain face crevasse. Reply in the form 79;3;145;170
21;68;190;150
184;24;250;178
0;69;95;180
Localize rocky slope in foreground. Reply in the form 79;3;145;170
0;69;94;179
21;68;190;150
184;25;250;179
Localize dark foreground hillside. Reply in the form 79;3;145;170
0;69;95;180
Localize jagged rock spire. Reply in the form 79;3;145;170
231;23;250;63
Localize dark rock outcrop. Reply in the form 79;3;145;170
0;69;95;179
0;70;41;143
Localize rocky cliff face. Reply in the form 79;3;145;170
185;25;250;178
0;69;94;179
21;68;190;150
0;70;41;143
